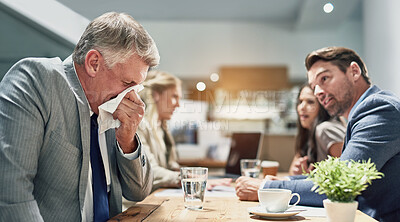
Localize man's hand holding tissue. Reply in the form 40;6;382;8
112;89;145;153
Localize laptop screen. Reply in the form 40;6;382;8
225;132;263;176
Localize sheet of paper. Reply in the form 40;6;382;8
155;186;237;198
209;185;236;192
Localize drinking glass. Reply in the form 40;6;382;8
240;159;261;178
180;167;208;210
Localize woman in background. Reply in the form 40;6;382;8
289;84;346;175
136;70;232;191
137;70;182;190
123;70;182;210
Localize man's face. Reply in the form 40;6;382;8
155;85;182;121
307;60;355;117
95;53;149;107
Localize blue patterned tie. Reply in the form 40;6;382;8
90;114;109;221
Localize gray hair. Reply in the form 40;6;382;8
72;12;160;68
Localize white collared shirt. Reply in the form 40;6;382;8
82;111;138;222
73;62;139;222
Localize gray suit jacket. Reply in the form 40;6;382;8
0;56;153;221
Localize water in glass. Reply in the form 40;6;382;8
181;178;207;210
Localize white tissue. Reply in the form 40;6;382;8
98;84;144;134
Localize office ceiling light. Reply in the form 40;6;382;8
323;3;334;13
196;82;206;91
210;73;219;82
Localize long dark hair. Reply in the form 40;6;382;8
294;84;331;163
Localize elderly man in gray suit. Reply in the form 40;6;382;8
0;12;158;221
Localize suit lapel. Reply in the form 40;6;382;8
105;130;122;215
343;85;380;152
63;56;91;213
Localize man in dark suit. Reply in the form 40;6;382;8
0;12;158;221
235;47;400;221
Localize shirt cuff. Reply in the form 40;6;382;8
259;179;268;189
116;133;141;160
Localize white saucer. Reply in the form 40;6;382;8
248;206;303;219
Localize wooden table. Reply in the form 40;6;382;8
109;190;377;222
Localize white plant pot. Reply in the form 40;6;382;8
323;199;358;222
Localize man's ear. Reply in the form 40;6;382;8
84;50;102;77
350;61;362;81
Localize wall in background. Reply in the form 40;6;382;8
0;7;363;85
142;19;363;82
363;0;400;97
0;8;72;79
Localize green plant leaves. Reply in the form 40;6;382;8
306;156;384;202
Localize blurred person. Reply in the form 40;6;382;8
0;12;158;221
134;71;231;190
235;46;400;221
289;84;345;175
136;70;183;191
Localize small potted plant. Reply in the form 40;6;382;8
307;156;383;222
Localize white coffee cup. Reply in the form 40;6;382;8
258;188;300;213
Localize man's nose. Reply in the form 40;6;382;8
314;85;324;97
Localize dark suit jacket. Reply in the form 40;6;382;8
263;85;400;221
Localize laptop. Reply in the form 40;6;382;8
211;132;263;179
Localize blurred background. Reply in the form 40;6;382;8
1;0;399;171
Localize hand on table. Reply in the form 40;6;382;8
235;174;291;201
264;175;289;181
235;176;263;201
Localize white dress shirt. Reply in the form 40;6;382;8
82;111;139;222
74;60;139;221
